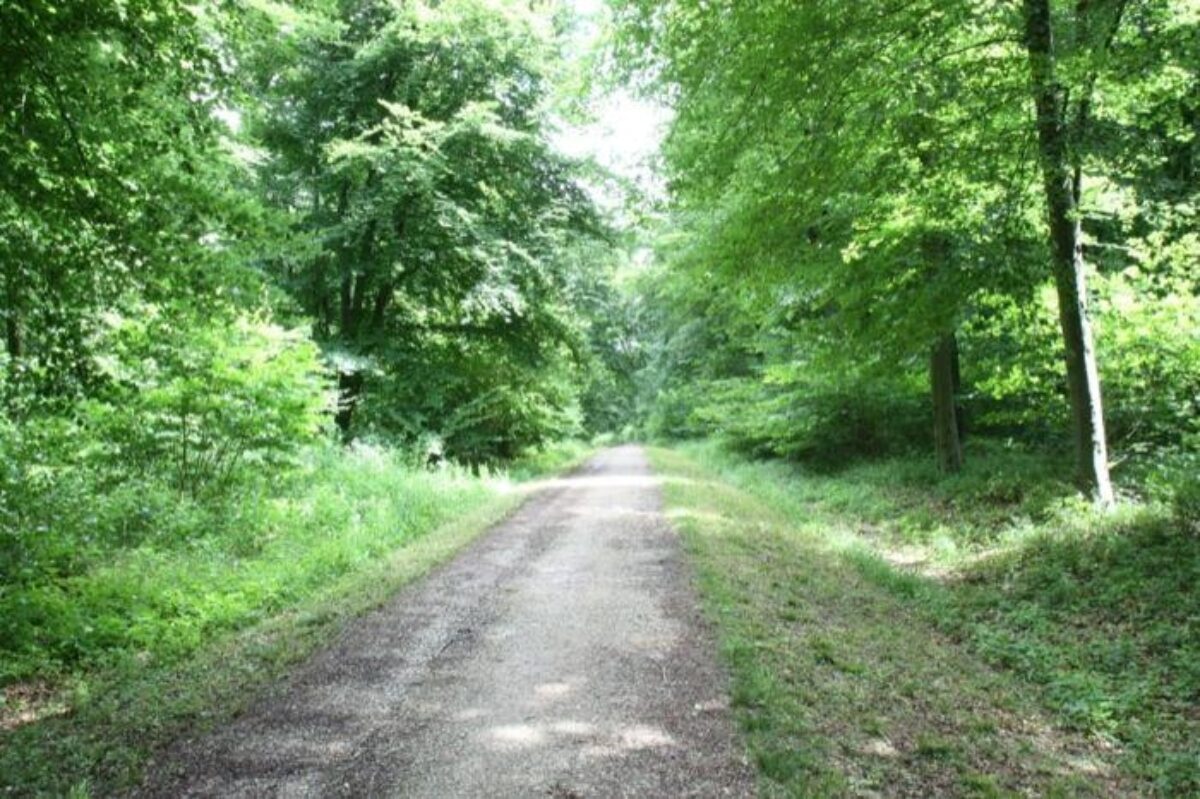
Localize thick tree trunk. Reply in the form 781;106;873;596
313;257;331;339
919;230;964;472
1021;0;1115;503
931;332;963;474
369;281;394;334
4;305;21;361
350;272;370;335
339;271;356;337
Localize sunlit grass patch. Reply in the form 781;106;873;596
650;443;1188;796
0;440;591;796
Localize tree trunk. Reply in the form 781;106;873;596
950;334;966;443
4;303;21;361
369;281;394;334
313;256;331;339
335;370;364;441
1021;0;1115;504
931;332;963;474
339;270;356;337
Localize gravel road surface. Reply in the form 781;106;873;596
139;446;753;798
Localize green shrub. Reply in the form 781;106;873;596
672;375;929;466
86;309;332;495
0;442;497;683
360;347;584;467
0;309;332;628
1146;443;1200;532
963;280;1200;461
1170;467;1200;531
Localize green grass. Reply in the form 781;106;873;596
0;439;592;797
650;441;1198;796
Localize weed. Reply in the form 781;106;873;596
650;442;1195;795
0;440;590;795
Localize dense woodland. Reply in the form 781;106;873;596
3;0;634;667
1;0;1197;795
615;0;1197;494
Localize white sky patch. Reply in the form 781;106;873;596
551;0;671;212
213;105;243;133
553;91;670;195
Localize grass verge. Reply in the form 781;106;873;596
650;442;1197;797
0;440;593;797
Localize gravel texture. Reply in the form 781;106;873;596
138;446;754;798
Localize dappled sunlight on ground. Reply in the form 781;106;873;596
0;676;72;734
534;681;574;700
0;682;68;732
664;508;733;525
878;546;932;570
127;444;753;797
487;719;676;756
646;445;1148;795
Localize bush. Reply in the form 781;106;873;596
0;309;331;594
1174;475;1200;530
0;442;497;683
653;374;929;466
1163;455;1200;532
963;279;1200;460
1145;441;1200;532
86;309;332;495
359;345;583;467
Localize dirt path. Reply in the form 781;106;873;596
139;446;753;798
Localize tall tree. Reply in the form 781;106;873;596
247;0;603;459
611;0;1035;468
614;0;1193;490
0;0;266;403
1019;0;1129;503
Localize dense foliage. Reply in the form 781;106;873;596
245;0;612;461
1;0;630;686
2;0;1197;794
613;0;1198;507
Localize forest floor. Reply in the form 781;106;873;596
10;443;1192;797
137;446;753;797
650;443;1197;797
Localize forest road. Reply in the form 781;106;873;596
138;445;754;798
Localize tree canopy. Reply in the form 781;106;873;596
612;0;1198;494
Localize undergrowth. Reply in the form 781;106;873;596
654;440;1198;796
0;439;591;796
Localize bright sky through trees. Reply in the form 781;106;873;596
552;0;670;204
